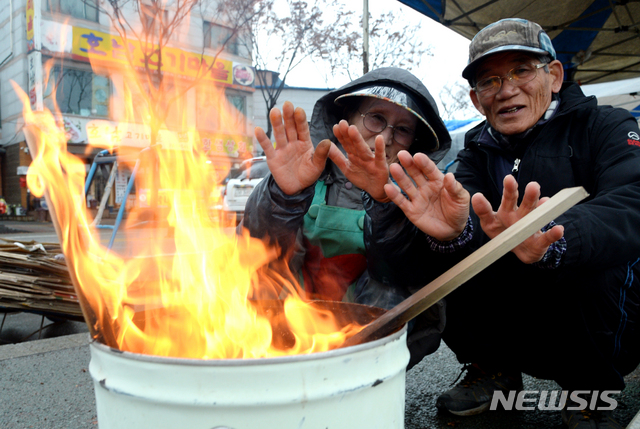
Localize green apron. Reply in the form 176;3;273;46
300;181;367;301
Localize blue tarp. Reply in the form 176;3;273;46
444;118;481;132
396;0;640;85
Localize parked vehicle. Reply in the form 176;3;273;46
222;156;269;222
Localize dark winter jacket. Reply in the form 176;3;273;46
243;67;450;263
364;81;640;291
242;68;451;366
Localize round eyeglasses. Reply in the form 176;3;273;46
359;111;416;148
474;63;548;97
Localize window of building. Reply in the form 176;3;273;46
196;88;246;133
196;86;222;132
140;4;169;38
203;21;250;58
46;66;110;118
44;0;99;22
225;93;246;132
121;77;188;131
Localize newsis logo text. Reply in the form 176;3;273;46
490;390;619;411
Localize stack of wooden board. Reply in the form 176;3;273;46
0;239;82;319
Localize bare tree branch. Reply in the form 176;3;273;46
250;0;358;137
439;80;478;120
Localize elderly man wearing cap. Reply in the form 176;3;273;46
242;67;469;367
351;18;640;428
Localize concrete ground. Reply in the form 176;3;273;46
1;219;639;429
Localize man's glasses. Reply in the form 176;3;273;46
474;63;548;97
360;112;416;148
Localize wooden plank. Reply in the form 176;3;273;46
343;186;590;348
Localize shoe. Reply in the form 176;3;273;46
436;363;523;416
562;406;622;428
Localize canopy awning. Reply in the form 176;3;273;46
397;0;640;85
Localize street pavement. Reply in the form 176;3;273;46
1;219;639;429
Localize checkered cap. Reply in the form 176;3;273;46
462;18;556;81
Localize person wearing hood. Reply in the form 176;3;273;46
242;67;468;366
359;19;640;428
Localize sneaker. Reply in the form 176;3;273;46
562;406;622;429
436;363;523;416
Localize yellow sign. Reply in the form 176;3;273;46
71;27;233;85
26;0;35;51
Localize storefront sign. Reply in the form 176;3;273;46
26;0;41;52
38;20;253;89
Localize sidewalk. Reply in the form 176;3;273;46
0;219;58;235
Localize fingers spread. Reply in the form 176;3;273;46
518;181;541;215
328;142;348;171
374;135;386;164
399;152;430;189
389;162;419;200
414;153;443;182
500;175;519;212
313;139;332;170
333;121;355;151
397;150;414;168
254;126;274;158
346;124;374;159
384;182;405;206
471;192;493;220
443;173;469;204
282;101;298;143
294;107;310;142
270;108;287;148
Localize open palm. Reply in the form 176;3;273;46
385;151;470;241
328;120;390;202
254;101;330;196
472;175;564;263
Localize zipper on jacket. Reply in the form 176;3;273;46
512;158;521;175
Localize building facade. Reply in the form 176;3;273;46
0;0;257;214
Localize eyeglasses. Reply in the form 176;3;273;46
359;111;416;148
474;63;548;97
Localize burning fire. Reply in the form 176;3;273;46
13;41;365;360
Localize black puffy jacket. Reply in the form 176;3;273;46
364;82;640;290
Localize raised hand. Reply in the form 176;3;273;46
471;175;564;264
254;101;331;195
327;120;391;202
384;151;470;241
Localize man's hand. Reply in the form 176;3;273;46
472;175;565;263
254;101;330;195
384;151;470;241
328;120;391;202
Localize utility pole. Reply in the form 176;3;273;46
363;0;369;74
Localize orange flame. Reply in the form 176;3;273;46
14;46;364;359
